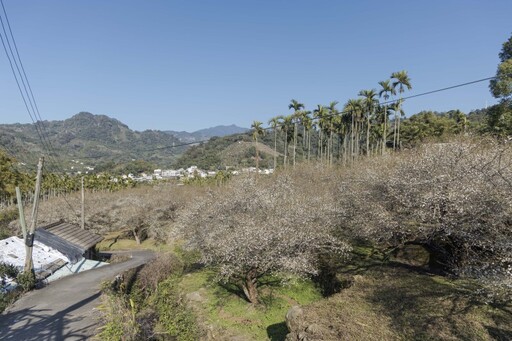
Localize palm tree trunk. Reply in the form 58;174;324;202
308;131;311;161
255;137;259;176
293;122;297;166
318;129;323;162
273;129;277;169
393;110;397;150
397;101;402;150
284;129;288;168
366;110;371;157
382;105;387;155
350;116;355;160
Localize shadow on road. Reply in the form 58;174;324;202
0;292;101;341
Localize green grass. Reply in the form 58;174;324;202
178;269;323;340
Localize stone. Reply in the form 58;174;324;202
285;306;304;334
186;290;207;303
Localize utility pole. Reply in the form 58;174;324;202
24;157;44;273
15;187;29;267
81;176;85;230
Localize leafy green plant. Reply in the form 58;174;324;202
0;262;19;279
16;271;35;292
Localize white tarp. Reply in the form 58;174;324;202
0;236;69;271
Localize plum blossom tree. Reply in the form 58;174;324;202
177;175;350;304
337;138;512;285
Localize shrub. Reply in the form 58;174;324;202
137;253;183;294
16;271;35;292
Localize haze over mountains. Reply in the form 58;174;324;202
166;125;249;143
0;112;248;169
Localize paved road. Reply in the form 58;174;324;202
0;250;155;341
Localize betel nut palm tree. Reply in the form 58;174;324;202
313;105;328;162
391;70;412;150
267;116;280;169
358;89;378;157
288;99;305;166
378;79;396;154
251;120;265;175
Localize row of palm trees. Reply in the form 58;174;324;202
251;70;412;169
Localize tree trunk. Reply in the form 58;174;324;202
242;269;258;304
284;130;288;168
397;105;401;150
255;137;259;176
366;110;371;157
273;129;277;169
133;230;141;245
382;105;387;155
393;110;397;150
293;121;297;166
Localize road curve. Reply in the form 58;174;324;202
0;250;155;341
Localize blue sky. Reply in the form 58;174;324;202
0;1;511;132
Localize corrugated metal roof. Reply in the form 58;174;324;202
35;228;85;264
41;221;103;251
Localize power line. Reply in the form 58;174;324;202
380;76;496;105
0;1;78;217
0;1;499;161
0;0;59;170
0;13;60;171
133;76;499;154
262;76;498;131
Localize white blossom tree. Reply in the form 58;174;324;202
177;175;350;303
337;138;512;285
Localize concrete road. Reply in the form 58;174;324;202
0;250;155;341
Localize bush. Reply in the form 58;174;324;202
0;262;18;280
137;253;183;294
0;208;18;239
16;271;35;292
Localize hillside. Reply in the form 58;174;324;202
173;133;282;170
0;112;184;170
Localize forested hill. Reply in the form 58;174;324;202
173;132;280;170
0;112;185;169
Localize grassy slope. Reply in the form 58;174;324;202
177;246;512;340
294;266;511;340
179;269;322;340
96;238;512;340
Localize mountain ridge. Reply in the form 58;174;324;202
165;124;249;142
0;112;245;170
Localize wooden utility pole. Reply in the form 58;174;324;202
24;157;44;273
81;176;85;230
15;187;29;266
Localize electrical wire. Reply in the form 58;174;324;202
0;1;78;216
0;0;67;176
133;76;498;153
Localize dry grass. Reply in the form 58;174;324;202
17;183;209;239
292;265;512;340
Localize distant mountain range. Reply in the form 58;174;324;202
0;112;249;171
165;125;249;143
